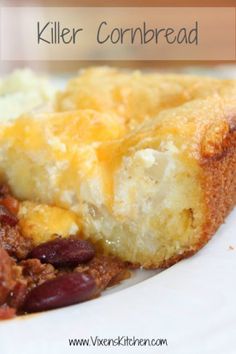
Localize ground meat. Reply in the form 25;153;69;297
0;225;33;259
0;184;19;215
75;255;130;290
19;259;58;290
0;184;10;197
0;184;32;259
0;248;16;305
0;247;27;318
0;195;19;216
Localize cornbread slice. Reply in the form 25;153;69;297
0;68;235;268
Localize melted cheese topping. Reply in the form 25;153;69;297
18;201;81;245
56;66;236;129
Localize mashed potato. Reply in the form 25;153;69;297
0;69;55;121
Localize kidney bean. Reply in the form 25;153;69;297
7;282;28;309
75;255;128;290
0;205;18;227
22;272;98;313
28;238;95;267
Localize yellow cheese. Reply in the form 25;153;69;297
18;201;81;245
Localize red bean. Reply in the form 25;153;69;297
22;272;98;313
0;205;18;227
28;238;95;267
7;282;28;309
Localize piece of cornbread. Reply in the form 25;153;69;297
0;68;235;268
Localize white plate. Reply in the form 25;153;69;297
1;69;236;354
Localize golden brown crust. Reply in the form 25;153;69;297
154;117;236;270
199;119;236;245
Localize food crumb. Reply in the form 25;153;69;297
228;245;234;250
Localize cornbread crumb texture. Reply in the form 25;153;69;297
0;67;235;268
0;69;55;121
56;66;236;130
18;201;81;245
0;107;207;267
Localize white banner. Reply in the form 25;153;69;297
0;7;235;60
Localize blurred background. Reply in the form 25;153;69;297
1;0;236;75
